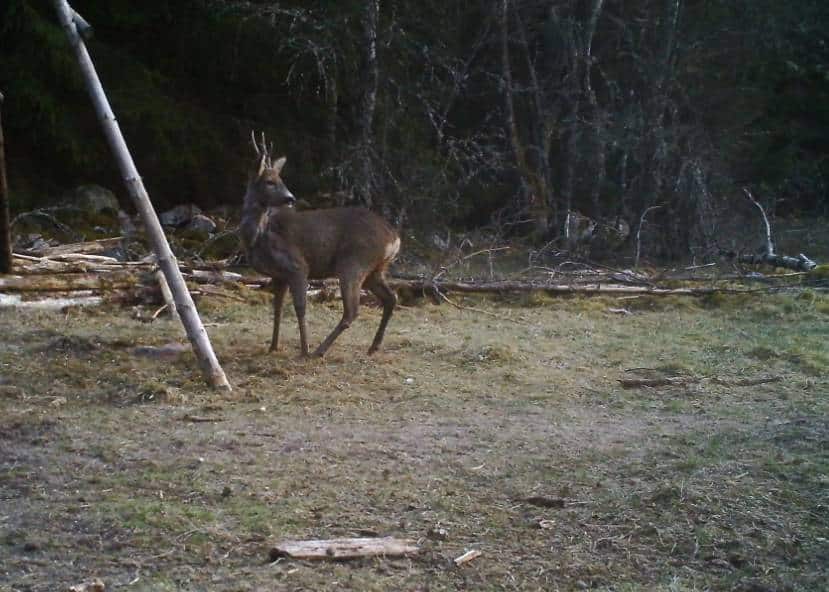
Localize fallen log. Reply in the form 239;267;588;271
619;376;699;389
386;278;752;297
269;537;419;561
0;272;140;292
24;236;124;257
0;287;151;308
0;292;103;309
739;188;818;272
738;252;817;272
12;253;152;275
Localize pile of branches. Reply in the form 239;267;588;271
1;236;824;314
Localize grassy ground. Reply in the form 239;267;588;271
0;289;827;591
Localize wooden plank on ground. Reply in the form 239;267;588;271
269;537;419;561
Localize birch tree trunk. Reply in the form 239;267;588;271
53;0;230;391
0;91;12;274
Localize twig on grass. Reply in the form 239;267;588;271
435;286;529;326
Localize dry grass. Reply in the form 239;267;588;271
0;290;827;591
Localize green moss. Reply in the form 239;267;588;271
808;264;829;279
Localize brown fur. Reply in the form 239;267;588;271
240;155;400;357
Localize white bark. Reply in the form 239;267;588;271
743;187;774;255
634;205;663;268
270;537;419;561
53;0;230;390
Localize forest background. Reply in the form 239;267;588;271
1;0;828;261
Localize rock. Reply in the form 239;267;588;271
117;210;137;236
73;185;120;215
19;235;55;252
186;214;217;235
160;204;202;227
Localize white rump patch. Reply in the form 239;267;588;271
384;237;401;262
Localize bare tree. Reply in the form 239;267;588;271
355;0;380;207
0;91;11;274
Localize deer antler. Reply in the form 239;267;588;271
260;132;270;166
251;130;270;175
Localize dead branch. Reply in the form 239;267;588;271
740;188;817;271
435;285;529;325
180;414;224;423
712;375;782;387
743;188;774;255
619;376;699;388
634;205;663;269
387;278;752;297
621;374;783;389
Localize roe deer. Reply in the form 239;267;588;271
240;133;400;357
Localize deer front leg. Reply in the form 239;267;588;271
288;276;309;356
269;279;288;352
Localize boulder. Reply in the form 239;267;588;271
186;214;217;235
73;185;120;215
160;204;202;227
117;210;137;236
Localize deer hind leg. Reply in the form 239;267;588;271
269;279;288;352
312;272;363;358
364;270;396;354
288;276;310;356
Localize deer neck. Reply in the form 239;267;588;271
240;192;297;251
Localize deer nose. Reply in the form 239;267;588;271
284;191;296;206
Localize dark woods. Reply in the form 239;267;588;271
1;0;827;260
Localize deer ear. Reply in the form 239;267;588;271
273;156;287;174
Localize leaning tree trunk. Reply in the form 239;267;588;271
53;0;230;391
0;91;12;274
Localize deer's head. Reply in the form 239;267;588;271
246;131;296;209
